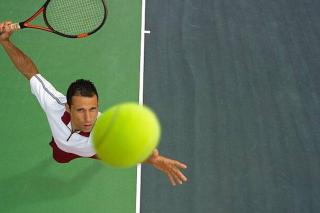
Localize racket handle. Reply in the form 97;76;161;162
0;23;21;34
10;23;21;31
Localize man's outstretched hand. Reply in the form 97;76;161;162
145;149;188;186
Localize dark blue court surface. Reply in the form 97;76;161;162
141;0;320;212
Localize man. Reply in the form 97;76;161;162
0;21;187;186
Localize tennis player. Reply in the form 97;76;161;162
0;21;187;186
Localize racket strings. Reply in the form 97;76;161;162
45;0;106;36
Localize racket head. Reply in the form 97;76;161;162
43;0;107;38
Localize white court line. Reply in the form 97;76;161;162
136;0;150;213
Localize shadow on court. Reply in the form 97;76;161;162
0;158;102;212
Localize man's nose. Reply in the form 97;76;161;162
84;111;92;122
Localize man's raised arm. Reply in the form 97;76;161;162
0;21;38;80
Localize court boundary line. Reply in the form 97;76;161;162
136;0;148;213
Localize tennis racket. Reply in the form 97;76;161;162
0;0;107;38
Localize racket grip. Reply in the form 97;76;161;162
0;22;20;34
10;23;21;31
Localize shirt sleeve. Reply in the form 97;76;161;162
30;74;67;112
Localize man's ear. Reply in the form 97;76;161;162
65;104;71;113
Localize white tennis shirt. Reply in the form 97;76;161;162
30;74;97;157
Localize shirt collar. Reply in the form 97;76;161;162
61;111;91;137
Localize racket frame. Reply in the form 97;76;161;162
18;0;107;38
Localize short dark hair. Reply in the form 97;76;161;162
66;79;99;106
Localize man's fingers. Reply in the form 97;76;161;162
0;23;4;32
167;167;184;185
174;160;187;169
169;160;187;182
173;169;188;182
165;160;188;185
172;172;183;185
4;21;12;27
167;173;176;186
4;23;12;32
1;21;13;33
152;156;188;186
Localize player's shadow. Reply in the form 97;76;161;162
0;158;102;212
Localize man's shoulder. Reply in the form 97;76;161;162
30;74;67;111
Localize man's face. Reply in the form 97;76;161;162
66;95;99;132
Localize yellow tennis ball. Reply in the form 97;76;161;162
92;103;161;168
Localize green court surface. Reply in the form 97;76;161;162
0;0;141;212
